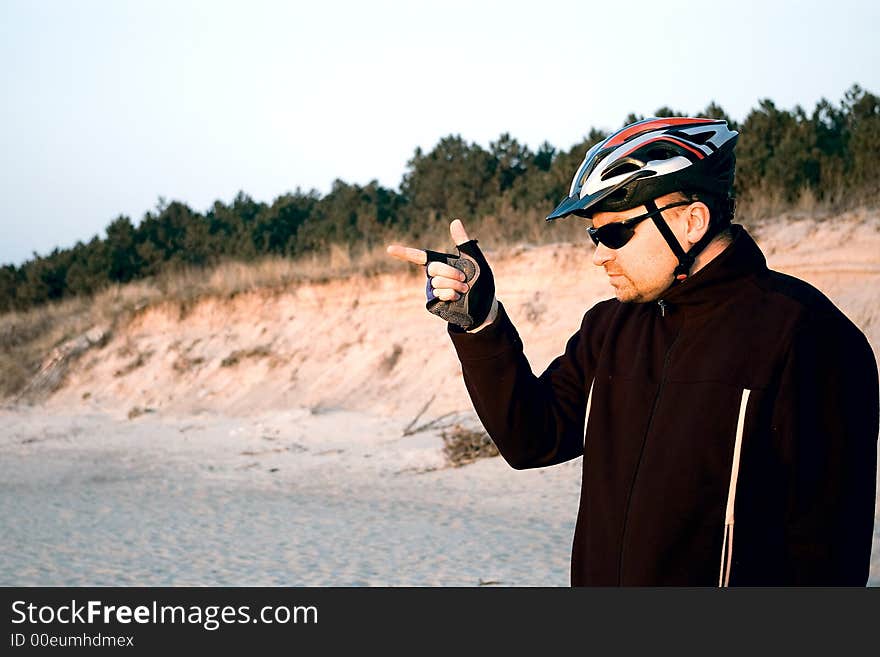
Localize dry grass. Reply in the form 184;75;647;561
152;243;399;304
733;187;879;228
0;244;397;398
470;205;586;247
441;424;499;467
0;351;30;397
0;282;156;399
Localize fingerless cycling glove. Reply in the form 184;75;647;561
424;239;495;331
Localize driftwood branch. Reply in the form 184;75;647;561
402;394;435;435
408;411;458;435
402;395;461;436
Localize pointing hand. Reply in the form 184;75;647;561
387;219;496;331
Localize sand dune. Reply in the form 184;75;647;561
41;211;880;420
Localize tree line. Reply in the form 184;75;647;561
2;84;878;313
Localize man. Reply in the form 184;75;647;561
387;118;878;586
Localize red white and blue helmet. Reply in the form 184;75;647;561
547;117;738;221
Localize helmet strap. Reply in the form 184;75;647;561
646;198;723;283
645;199;696;282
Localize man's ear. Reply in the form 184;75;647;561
684;202;711;244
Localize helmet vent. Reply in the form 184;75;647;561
600;159;641;181
645;147;675;162
676;129;715;145
605;188;630;204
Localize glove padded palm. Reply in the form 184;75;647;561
424;239;495;331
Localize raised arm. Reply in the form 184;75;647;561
387;219;598;470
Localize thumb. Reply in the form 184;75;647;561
449;218;471;247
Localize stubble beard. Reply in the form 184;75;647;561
609;273;666;304
609;274;640;303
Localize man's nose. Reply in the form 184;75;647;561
592;242;614;267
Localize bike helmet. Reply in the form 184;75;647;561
547;117;739;280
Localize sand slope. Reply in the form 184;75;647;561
47;211;880;422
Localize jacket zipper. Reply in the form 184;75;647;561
616;304;680;584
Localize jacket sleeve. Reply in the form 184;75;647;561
770;313;879;585
447;301;599;470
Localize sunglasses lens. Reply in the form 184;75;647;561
585;201;689;249
590;224;633;249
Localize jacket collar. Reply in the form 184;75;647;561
655;224;767;316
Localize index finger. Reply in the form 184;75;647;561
386;244;427;266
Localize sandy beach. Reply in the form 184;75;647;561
2;211;879;586
0;405;581;586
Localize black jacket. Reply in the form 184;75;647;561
448;225;878;585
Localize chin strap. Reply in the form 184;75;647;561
646;199;721;283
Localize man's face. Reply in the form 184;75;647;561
589;195;687;303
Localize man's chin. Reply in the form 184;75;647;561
608;277;636;302
607;276;663;304
611;288;636;303
610;284;649;304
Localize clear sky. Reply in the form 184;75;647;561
2;0;878;266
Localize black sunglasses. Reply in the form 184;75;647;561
586;201;691;249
